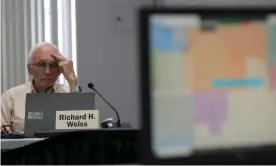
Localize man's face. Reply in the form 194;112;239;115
28;45;61;88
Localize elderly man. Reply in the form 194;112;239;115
1;42;81;134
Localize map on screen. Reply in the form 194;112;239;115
149;14;276;158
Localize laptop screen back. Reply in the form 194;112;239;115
24;92;95;137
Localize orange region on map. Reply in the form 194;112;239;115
183;24;268;92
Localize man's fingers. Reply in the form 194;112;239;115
51;52;67;61
58;61;66;72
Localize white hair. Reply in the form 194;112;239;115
28;42;59;64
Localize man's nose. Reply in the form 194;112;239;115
44;66;51;74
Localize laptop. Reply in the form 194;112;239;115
24;92;96;137
139;7;276;164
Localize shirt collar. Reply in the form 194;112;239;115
30;80;57;93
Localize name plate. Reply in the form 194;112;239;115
55;110;99;129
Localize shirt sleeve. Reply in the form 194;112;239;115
69;86;82;93
1;91;13;126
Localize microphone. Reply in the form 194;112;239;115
88;83;122;127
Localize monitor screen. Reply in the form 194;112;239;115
149;12;276;158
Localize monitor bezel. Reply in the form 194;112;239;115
139;7;276;164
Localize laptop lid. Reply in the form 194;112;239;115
24;92;95;137
139;7;276;164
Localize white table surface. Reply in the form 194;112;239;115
1;138;46;150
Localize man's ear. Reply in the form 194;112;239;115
27;64;32;75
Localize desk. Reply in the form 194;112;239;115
1;129;140;164
1;138;45;150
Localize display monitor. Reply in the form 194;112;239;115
140;8;276;164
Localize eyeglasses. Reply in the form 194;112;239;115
30;62;59;69
1;125;14;134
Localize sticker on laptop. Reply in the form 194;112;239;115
28;111;43;119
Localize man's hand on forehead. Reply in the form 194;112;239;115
50;51;77;88
51;52;67;62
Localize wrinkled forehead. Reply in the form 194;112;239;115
32;45;59;63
